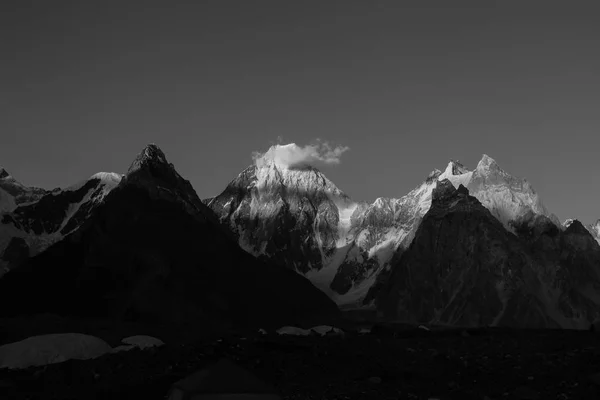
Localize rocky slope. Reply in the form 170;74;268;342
208;149;560;309
0;168;49;213
587;219;600;245
206;150;366;306
0;169;121;274
2;323;600;400
377;180;600;329
0;145;340;330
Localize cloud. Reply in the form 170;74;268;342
252;140;350;170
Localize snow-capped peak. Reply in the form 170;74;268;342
61;172;123;193
253;153;348;201
127;144;170;175
254;142;349;171
438;160;473;189
426;169;442;182
397;154;556;232
474;154;508;178
477;154;497;169
255;144;297;171
90;172;123;184
439;160;470;178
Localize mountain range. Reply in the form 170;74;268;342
1;143;599;329
0;145;339;331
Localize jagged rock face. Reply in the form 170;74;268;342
468;156;559;228
0;168;50;213
0;145;339;330
423;156;560;230
6;178;106;235
207;157;371;305
355;157;559;306
209;164;337;273
0;172;121;272
209;153;563;309
122;144;217;227
586;220;600;245
512;216;600;326
208;152;424;307
377;182;600;329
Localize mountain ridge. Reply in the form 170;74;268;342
2;144;599;329
0;144;340;330
377;180;600;328
208;150;571;308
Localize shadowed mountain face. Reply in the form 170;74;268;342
0;145;339;330
377;181;600;329
0;170;121;273
208;153;561;309
0;167;49;211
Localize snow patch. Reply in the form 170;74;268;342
120;335;164;349
330;196;358;247
310;325;344;336
0;187;16;213
62;172;122;193
276;326;313;336
0;333;112;370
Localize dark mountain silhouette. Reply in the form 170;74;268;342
377;180;600;329
0;145;339;331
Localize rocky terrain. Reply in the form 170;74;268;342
1;143;600;400
0;168;121;274
1;315;600;399
587;219;600;245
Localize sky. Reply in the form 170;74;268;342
1;1;599;224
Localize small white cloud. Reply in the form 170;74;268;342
252;140;350;170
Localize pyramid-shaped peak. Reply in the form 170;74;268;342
477;154;499;169
564;219;589;235
127;143;170;174
139;143;168;163
442;159;470;176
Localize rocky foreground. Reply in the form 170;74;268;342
1;319;600;400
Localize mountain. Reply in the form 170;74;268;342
206;150;366;304
586;219;600;245
377;180;600;329
0;169;122;274
409;156;560;231
0;145;339;330
0;167;49;213
208;150;560;308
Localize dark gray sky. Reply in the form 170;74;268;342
2;1;599;223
